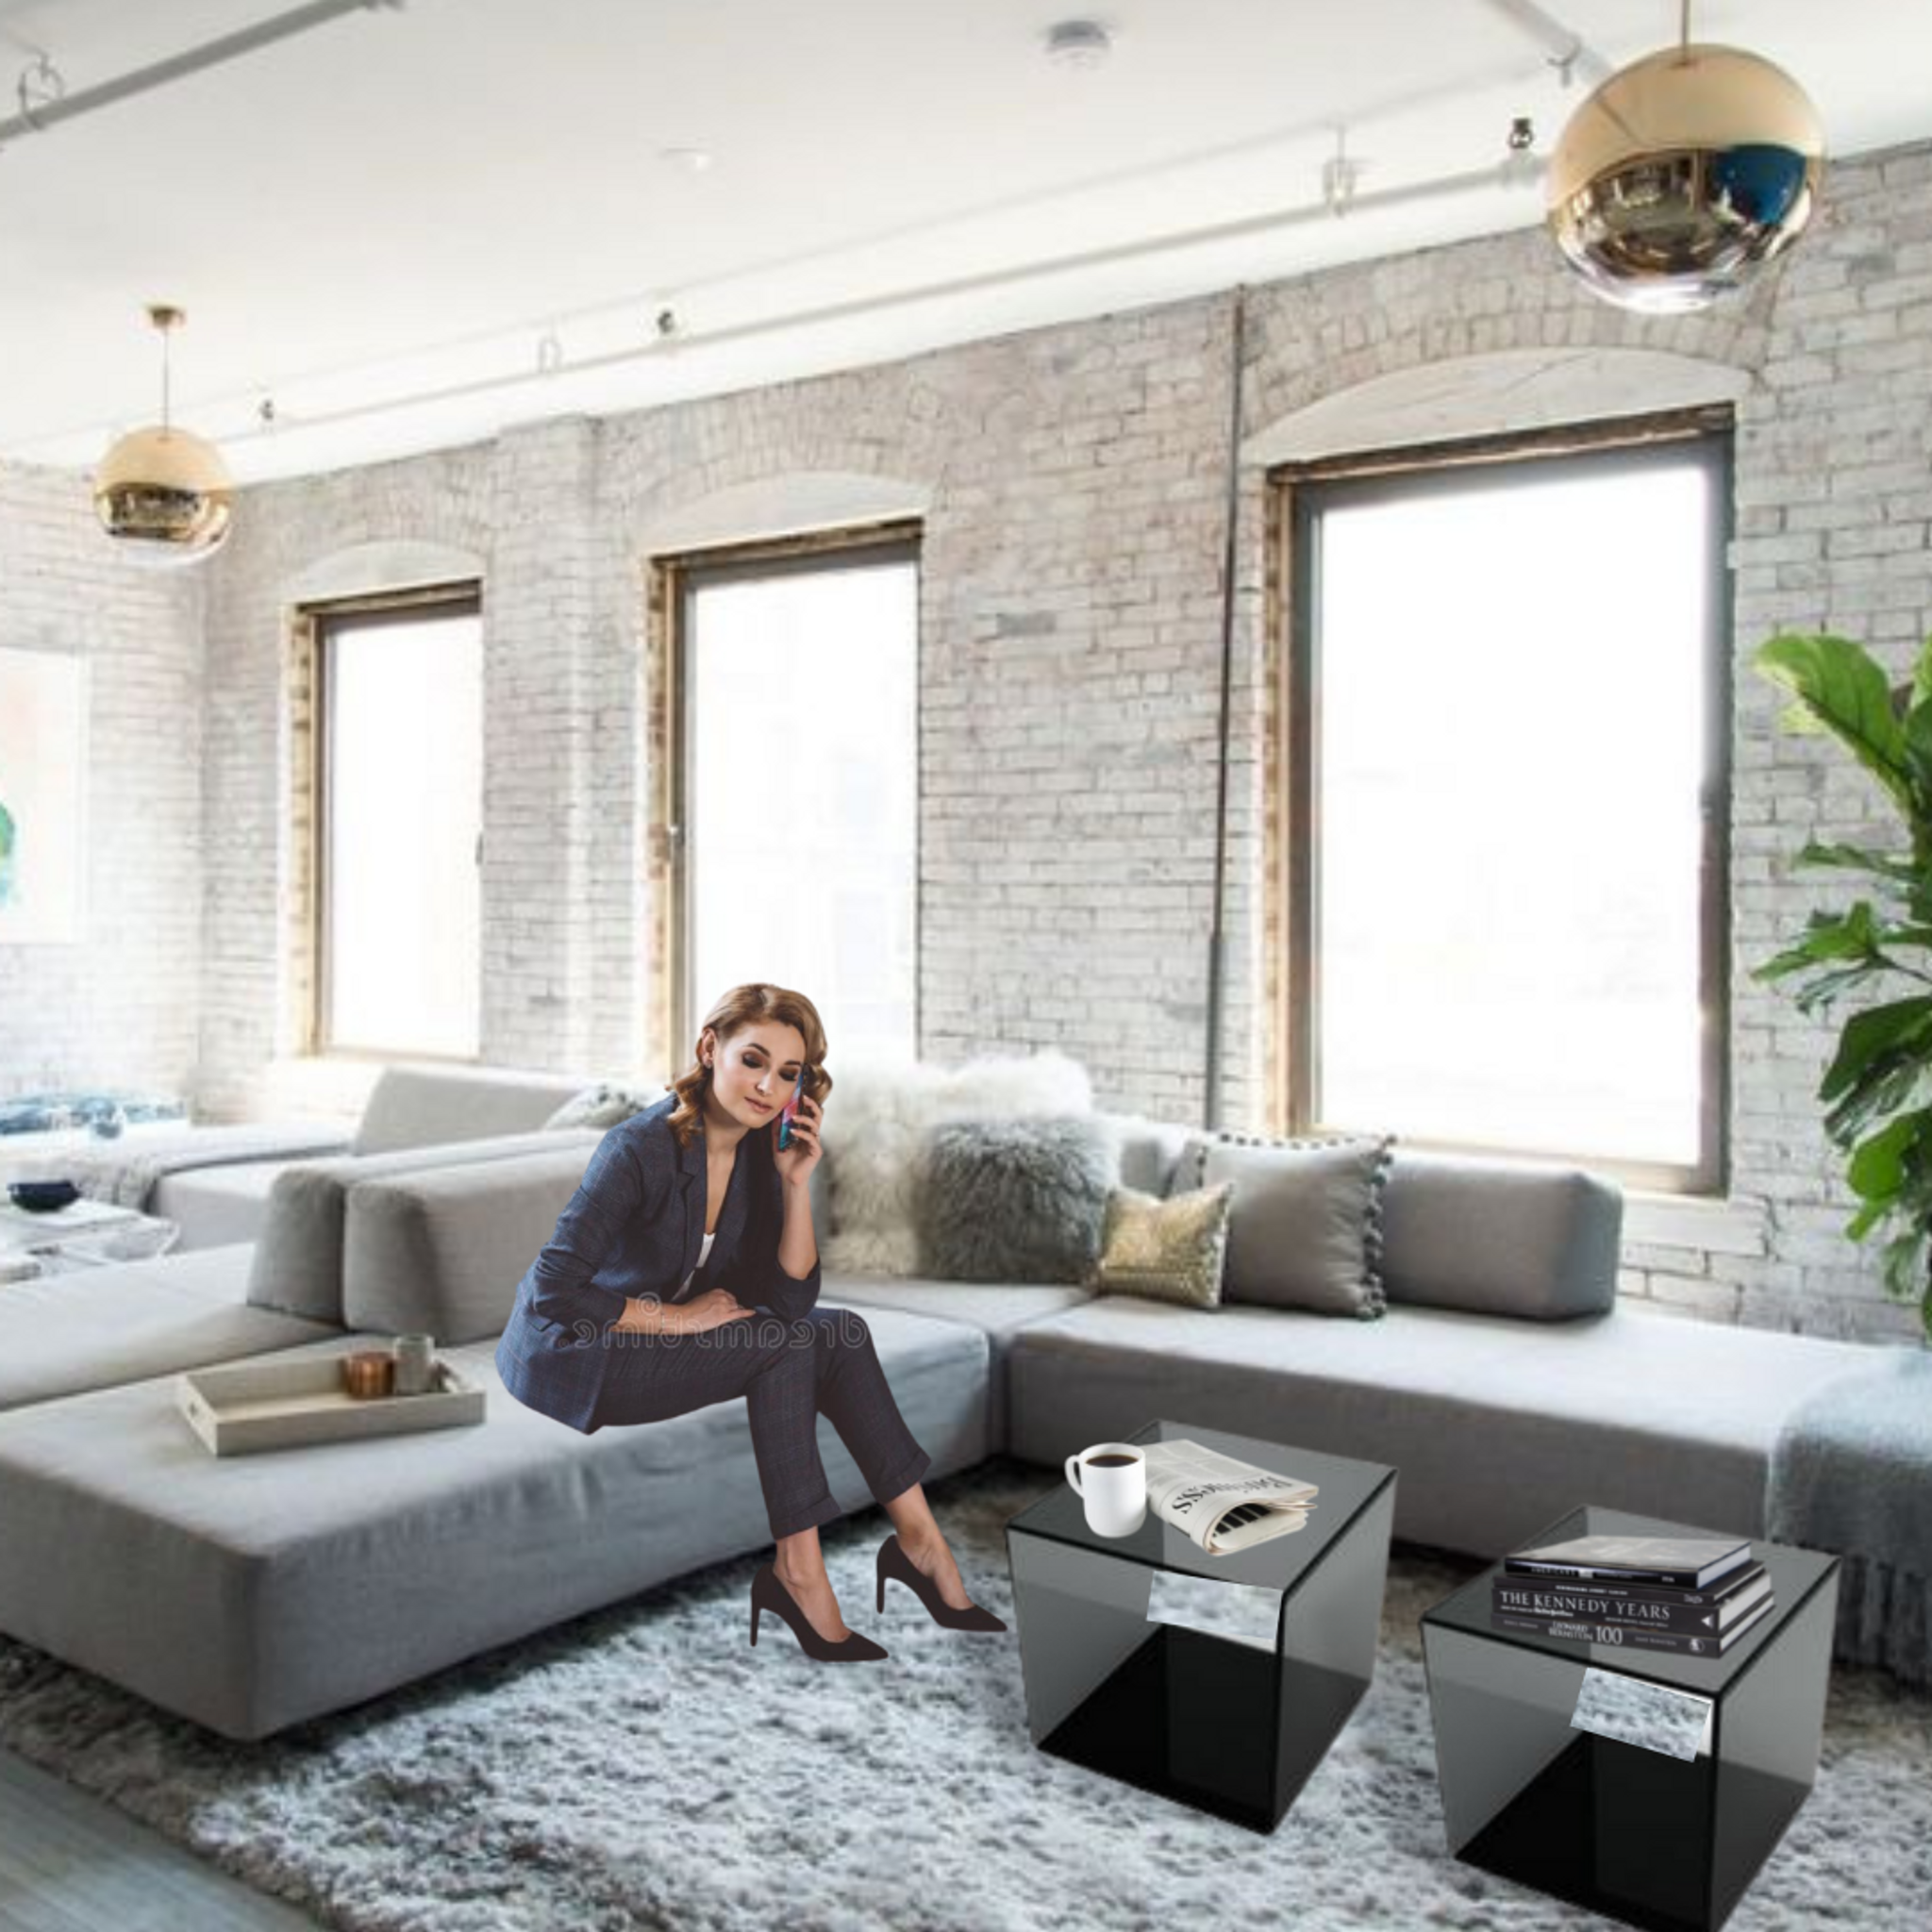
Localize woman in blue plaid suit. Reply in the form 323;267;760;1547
497;982;1005;1660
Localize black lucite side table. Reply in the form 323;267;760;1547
1005;1419;1396;1832
1421;1503;1840;1932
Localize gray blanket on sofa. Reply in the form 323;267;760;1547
1766;1347;1932;1689
12;1123;355;1212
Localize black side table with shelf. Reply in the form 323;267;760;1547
1006;1418;1397;1832
1421;1503;1840;1932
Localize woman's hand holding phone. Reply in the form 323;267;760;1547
776;1069;807;1150
772;1081;824;1188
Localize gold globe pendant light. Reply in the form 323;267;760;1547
1547;2;1824;314
93;305;234;566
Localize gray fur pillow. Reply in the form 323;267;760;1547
915;1116;1117;1283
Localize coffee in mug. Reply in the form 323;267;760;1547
1065;1441;1147;1537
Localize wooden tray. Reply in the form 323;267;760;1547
176;1351;485;1456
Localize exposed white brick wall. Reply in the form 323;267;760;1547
0;459;204;1109
28;138;1932;1342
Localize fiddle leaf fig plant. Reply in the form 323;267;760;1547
1754;630;1932;1339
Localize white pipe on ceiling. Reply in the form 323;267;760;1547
147;153;1553;454
0;0;403;150
1475;0;1615;87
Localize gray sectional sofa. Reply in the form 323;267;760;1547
0;1108;1894;1741
7;1062;597;1251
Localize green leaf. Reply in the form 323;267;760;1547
1825;1051;1931;1146
1846;1198;1887;1240
1903;702;1932;829
1785;962;1894;1016
1878;1228;1924;1305
1756;633;1914;819
1818;995;1932;1105
1791;841;1920;888
1911;634;1932;713
1847;1114;1921;1201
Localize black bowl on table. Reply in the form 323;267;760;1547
8;1180;81;1213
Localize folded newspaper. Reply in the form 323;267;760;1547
1141;1439;1320;1556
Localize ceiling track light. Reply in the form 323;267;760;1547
1546;0;1824;312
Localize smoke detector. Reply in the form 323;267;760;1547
1044;20;1112;69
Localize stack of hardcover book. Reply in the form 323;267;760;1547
1491;1533;1775;1657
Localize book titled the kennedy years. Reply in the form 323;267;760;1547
1493;1566;1773;1638
1492;1593;1774;1657
1498;1559;1770;1612
1505;1533;1753;1591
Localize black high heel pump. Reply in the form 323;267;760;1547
875;1533;1008;1632
749;1562;888;1662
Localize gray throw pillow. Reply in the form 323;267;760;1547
544;1083;659;1130
916;1116;1117;1283
1182;1131;1395;1319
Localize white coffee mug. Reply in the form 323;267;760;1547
1065;1441;1147;1537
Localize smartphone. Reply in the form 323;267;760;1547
776;1068;808;1149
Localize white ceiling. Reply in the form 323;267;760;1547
2;0;1926;483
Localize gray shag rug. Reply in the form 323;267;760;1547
1;1456;1928;1932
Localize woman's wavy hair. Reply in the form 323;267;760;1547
664;982;834;1151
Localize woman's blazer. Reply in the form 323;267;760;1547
494;1091;822;1433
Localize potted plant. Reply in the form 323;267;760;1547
1755;630;1932;1340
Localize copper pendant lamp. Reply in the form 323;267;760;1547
93;304;234;566
1547;1;1824;313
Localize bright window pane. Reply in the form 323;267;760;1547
325;608;482;1058
1309;452;1715;1169
689;555;917;1061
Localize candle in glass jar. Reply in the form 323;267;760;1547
394;1334;436;1395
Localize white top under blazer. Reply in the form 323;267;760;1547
677;1229;717;1296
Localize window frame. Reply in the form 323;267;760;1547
658;522;922;1066
307;579;484;1063
1277;409;1734;1194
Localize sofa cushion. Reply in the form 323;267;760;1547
1378;1147;1622;1319
341;1140;602;1342
248;1129;603;1326
0;1244;341;1411
915;1116;1115;1283
0;1307;989;1739
1004;1296;1890;1557
1089;1182;1235;1308
1182;1131;1393;1318
1095;1111;1198;1197
351;1064;595;1156
150;1159;289;1250
819;1273;1094;1446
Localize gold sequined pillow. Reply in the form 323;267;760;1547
1086;1182;1235;1308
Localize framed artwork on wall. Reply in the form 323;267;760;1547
0;646;89;944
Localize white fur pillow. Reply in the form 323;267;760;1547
819;1049;1093;1276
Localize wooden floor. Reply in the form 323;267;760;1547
0;1746;324;1932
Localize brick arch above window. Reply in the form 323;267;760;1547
627;470;929;558
281;538;486;607
1243;347;1753;468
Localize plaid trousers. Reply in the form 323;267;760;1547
590;1304;932;1540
